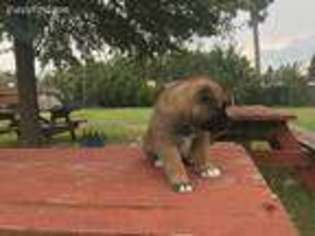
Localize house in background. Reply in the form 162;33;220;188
0;72;62;110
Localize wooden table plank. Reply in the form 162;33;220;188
227;105;296;121
0;144;298;235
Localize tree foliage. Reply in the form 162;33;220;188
240;0;274;23
1;0;240;67
308;55;315;82
0;0;242;145
42;46;256;106
255;64;311;106
239;0;274;75
41;58;155;107
42;50;313;107
151;46;256;101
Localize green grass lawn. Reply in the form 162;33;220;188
0;108;152;147
1;107;314;147
279;107;315;132
76;107;315;144
73;108;152;144
260;166;315;236
59;107;151;146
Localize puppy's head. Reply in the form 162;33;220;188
192;80;230;132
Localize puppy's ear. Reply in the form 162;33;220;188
154;85;166;100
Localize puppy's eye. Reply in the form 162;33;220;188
200;94;212;104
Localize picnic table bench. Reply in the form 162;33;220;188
222;105;305;166
40;105;86;140
0;86;85;141
294;129;315;154
0;106;85;141
223;105;297;147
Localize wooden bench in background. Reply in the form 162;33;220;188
220;105;306;167
0;86;85;141
294;129;315;155
41;105;86;141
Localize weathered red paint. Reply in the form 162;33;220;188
227;105;296;121
0;144;298;235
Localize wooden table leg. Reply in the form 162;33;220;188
65;114;76;141
270;122;301;151
267;122;306;167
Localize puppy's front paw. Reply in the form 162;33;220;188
154;159;164;168
173;182;193;193
200;166;221;178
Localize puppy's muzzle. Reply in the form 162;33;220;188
202;108;230;133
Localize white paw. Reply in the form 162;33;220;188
154;159;163;168
185;184;193;192
175;183;193;193
201;167;221;178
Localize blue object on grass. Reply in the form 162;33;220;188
80;131;106;148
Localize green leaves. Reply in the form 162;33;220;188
0;0;240;66
41;57;155;107
239;0;274;23
308;55;315;82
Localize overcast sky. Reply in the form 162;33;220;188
239;0;315;69
1;0;315;74
260;0;315;43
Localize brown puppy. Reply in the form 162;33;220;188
143;76;228;193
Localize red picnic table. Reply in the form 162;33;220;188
0;144;297;235
223;105;304;166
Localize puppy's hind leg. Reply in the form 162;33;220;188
191;132;221;178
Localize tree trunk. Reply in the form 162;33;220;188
251;9;261;76
13;1;42;146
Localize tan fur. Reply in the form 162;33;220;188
143;76;228;192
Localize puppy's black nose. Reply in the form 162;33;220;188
203;108;230;132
